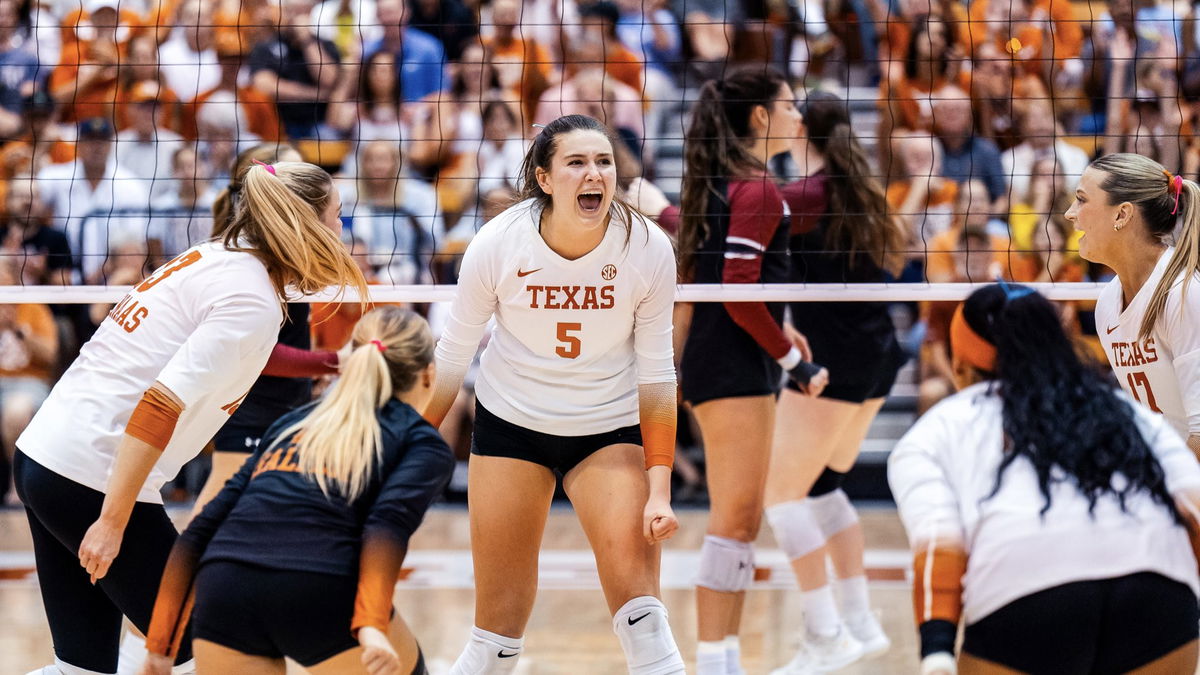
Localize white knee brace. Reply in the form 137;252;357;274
765;500;826;560
695;535;754;593
613;596;685;675
809;489;859;538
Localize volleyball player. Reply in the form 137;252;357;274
889;283;1200;674
764;91;908;674
191;143;341;514
14;160;368;675
1064;153;1200;455
140;307;450;675
424;114;685;675
673;67;826;675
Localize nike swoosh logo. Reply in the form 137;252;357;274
497;650;519;658
628;612;652;626
1106;324;1119;335
517;268;542;277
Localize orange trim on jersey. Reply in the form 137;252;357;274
950;305;997;374
126;387;183;452
639;383;677;469
911;540;967;625
352;530;406;634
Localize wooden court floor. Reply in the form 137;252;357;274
2;505;919;674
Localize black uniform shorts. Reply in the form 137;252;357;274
470;401;642;476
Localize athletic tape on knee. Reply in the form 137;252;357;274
809;489;859;538
613;596;685;674
695;535;754;592
809;468;847;497
765;500;826;560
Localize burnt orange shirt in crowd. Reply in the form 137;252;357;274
880;71;972;132
182;86;283;142
0;304;59;383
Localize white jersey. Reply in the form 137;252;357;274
889;382;1200;624
18;242;282;503
1096;248;1200;438
436;200;676;435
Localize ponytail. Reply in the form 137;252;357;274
1142;179;1200;339
1089;154;1200;339
679;67;787;280
801;91;905;274
223;161;369;303
212;143;301;238
268;306;434;501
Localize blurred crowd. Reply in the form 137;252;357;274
0;0;1188;501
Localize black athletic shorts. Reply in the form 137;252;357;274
784;335;906;403
192;560;360;667
471;401;642;476
13;451;193;673
962;572;1199;674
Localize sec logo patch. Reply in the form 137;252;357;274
601;264;617;281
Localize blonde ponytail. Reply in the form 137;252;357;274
1142;179;1200;339
267;306;434;501
223;161;369;305
1090;153;1200;339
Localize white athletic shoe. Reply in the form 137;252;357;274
770;626;865;675
844;611;891;659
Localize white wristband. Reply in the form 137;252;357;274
920;652;957;675
777;346;802;370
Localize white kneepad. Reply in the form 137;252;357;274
765;500;826;560
613;597;685;675
695;535;755;593
809;489;859;538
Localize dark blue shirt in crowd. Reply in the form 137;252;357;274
940;135;1007;202
0;47;41;113
248;34;340;137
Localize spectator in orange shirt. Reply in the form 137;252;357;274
965;0;1084;83
578;1;644;95
0;259;59;504
185;31;282;144
924;179;1011;283
50;0;135;124
878;14;969;177
484;0;555;125
887;132;959;249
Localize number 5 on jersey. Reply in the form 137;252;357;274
556;322;582;359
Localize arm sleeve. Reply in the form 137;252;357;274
633;228;678;469
352;431;455;634
780;176;829;236
260;343;339;378
155;280;280;409
887;410;968;654
721;179;792;360
145;450;261;657
427;232;497;426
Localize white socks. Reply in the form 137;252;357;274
448;626;525;675
612;596;685;674
695;640;725;675
801;585;841;638
836;575;871;621
724;635;744;675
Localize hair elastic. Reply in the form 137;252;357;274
369;339;386;353
997;278;1035;303
1172;174;1184;215
252;158;276;176
531;123;546;129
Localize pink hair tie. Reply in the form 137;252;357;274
369;339;386;353
252;158;276;176
1172;174;1185;215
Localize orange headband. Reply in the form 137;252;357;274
950;304;997;373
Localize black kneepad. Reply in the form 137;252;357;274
809;468;847;497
